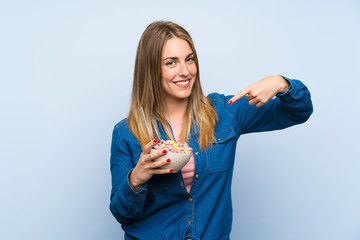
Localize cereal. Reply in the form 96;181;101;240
153;140;192;154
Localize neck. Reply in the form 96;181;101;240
165;98;188;124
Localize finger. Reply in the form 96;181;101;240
149;158;171;169
151;168;174;175
141;148;167;165
248;99;257;106
256;102;265;108
246;94;254;101
148;148;168;160
248;96;268;107
139;154;151;165
143;139;159;154
255;97;271;108
228;89;249;105
255;99;266;107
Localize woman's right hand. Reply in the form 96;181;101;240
129;139;173;191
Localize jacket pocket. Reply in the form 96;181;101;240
206;127;236;173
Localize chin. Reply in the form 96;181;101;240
177;92;192;100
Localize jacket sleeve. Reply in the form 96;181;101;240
212;76;313;135
109;123;147;225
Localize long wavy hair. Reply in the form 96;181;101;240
127;21;218;150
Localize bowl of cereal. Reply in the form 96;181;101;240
151;140;193;173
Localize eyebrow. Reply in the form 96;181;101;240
163;53;194;61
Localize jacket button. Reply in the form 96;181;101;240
189;198;193;202
217;138;221;141
195;152;198;155
180;181;184;187
195;174;199;179
188;220;192;225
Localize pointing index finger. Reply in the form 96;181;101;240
228;89;248;105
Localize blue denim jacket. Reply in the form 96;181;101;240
109;77;313;240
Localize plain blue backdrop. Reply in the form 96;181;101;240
1;0;360;239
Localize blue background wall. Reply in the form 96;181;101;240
1;0;360;239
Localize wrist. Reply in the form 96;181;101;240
277;75;290;94
129;169;143;191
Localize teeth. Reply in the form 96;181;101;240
175;80;189;85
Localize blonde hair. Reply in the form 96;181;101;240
128;21;218;150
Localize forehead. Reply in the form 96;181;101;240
162;38;192;57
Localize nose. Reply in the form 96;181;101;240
178;62;190;77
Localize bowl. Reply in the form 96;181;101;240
150;148;192;173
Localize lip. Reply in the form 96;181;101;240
173;79;191;88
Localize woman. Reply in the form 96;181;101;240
110;21;313;240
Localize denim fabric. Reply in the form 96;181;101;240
109;77;313;240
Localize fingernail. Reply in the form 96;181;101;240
166;158;171;162
170;169;174;172
228;100;232;105
162;150;167;153
153;139;158;143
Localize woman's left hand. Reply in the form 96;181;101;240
228;75;290;108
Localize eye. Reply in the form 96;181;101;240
186;57;194;62
166;61;175;66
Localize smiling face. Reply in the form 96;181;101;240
161;38;197;104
